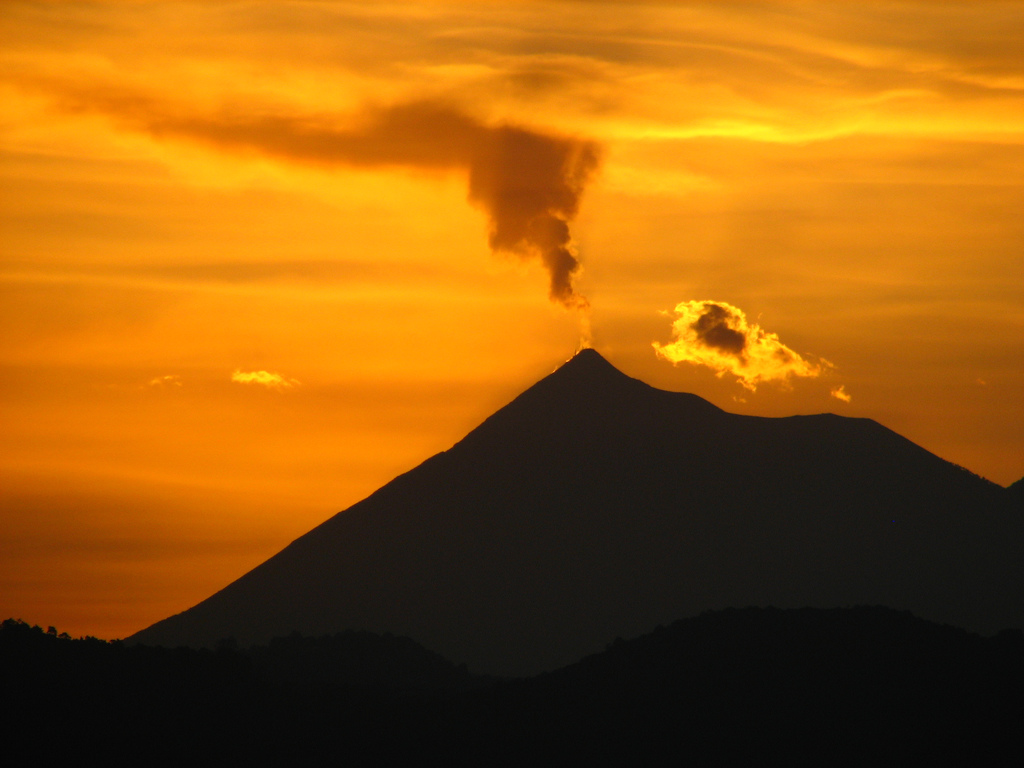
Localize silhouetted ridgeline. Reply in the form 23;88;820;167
246;628;483;694
472;607;1024;765
1;618;484;763
6;608;1023;765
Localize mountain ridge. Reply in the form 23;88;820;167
130;349;1022;675
14;607;1024;764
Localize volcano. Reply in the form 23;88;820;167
130;349;1023;675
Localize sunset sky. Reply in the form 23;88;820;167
3;0;1022;640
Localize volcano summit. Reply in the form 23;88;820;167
131;350;1023;675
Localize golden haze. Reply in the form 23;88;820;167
2;1;1022;640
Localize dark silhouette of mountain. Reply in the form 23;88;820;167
130;349;1023;675
9;609;1024;765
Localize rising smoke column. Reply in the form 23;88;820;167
71;93;600;308
654;300;835;391
466;124;597;308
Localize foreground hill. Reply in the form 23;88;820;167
8;608;1023;765
131;350;1022;675
1008;476;1024;508
460;606;1024;765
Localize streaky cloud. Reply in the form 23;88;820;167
831;385;852;403
231;370;299;389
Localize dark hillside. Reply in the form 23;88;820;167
1;618;481;763
451;606;1024;765
1008;476;1024;509
8;609;1023;766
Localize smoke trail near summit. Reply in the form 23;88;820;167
66;91;600;307
465;121;598;308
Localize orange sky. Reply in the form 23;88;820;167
2;0;1022;640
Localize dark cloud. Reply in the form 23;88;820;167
690;303;747;356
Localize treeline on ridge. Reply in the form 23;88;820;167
4;607;1023;765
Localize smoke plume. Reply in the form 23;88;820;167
653;300;833;391
78;93;600;307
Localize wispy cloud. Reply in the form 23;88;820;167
830;385;852;403
653;300;832;391
230;370;299;389
148;374;182;387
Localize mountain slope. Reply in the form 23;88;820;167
130;349;1022;675
459;606;1024;765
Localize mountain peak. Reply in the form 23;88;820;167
566;346;608;363
548;347;632;386
532;347;717;417
489;346;662;420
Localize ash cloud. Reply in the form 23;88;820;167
654;300;836;392
465;123;598;307
690;303;747;355
84;94;600;307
